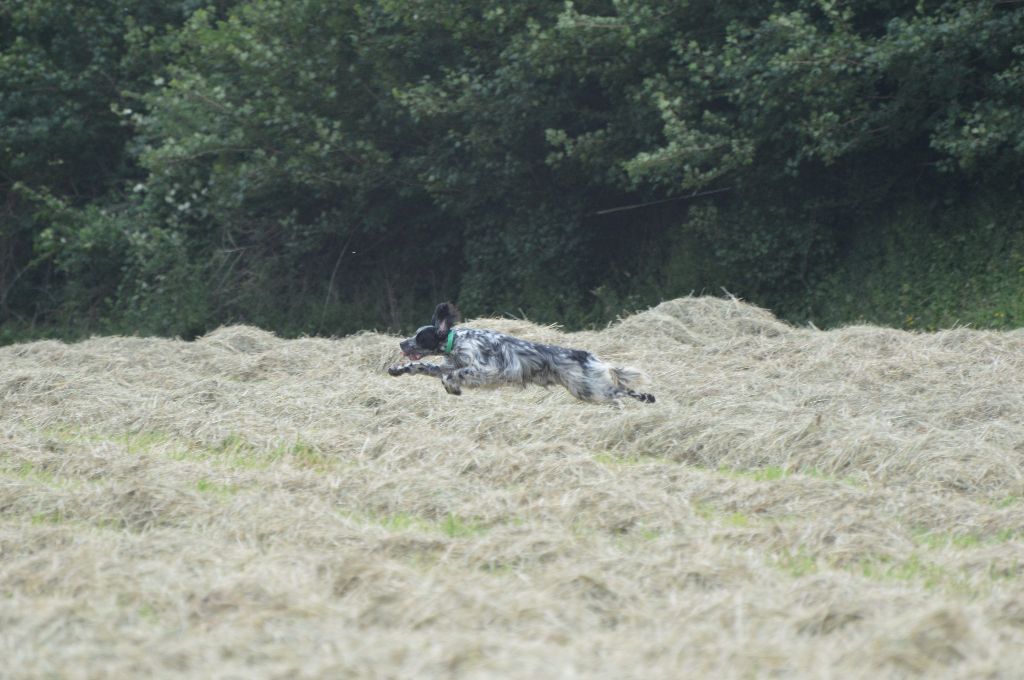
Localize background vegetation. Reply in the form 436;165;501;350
2;0;1023;341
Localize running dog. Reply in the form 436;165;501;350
387;303;655;403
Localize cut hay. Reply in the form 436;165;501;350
2;296;1024;678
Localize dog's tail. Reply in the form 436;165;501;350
610;366;656;404
609;365;645;389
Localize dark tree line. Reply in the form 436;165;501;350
3;0;1023;342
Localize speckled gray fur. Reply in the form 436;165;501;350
388;303;655;404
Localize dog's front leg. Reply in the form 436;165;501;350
441;367;500;396
440;370;462;395
388;362;444;378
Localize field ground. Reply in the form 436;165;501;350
3;297;1024;678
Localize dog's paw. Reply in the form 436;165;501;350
387;365;407;376
441;375;462;395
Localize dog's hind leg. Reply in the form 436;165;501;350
617;388;656;403
605;365;655;403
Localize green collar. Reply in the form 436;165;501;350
442;330;455;354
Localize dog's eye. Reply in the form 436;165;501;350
415;328;437;347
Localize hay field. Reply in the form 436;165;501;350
3;297;1024;679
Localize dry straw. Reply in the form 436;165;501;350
2;296;1024;678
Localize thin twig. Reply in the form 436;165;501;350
591;187;731;216
319;231;355;331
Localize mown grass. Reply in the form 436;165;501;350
689;492;1024;596
29;423;332;472
7;462;60;486
716;464;863;487
5;301;1024;678
14;423;1021;601
912;528;1021;550
195;478;240;496
347;511;488;539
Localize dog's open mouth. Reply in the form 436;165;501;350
403;351;424;361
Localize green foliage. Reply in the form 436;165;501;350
793;195;1024;330
3;0;1024;340
13;184;207;336
1;0;206;333
130;0;457;334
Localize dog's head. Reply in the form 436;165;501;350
398;302;460;360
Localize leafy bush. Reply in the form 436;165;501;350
0;0;200;332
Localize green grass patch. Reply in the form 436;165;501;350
856;553;957;591
350;510;487;538
208;435;330;470
138;602;160;623
6;461;59;485
693;501;714;520
206;434;263;467
39;425;175;453
717;465;788;481
23;421;338;475
750;466;787;482
636;527;662;541
913;528;1020;550
1;459;90;490
28;422;336;472
123;430;175;454
714;464;862;487
30;509;66;525
593;451;663;467
724;512;751;528
777;549;819;577
37;424;83;443
195;478;240;496
774;548;985;595
440;513;486;538
376;512;433;532
691;499;796;527
280;440;329;469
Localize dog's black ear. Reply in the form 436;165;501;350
431;302;460;334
